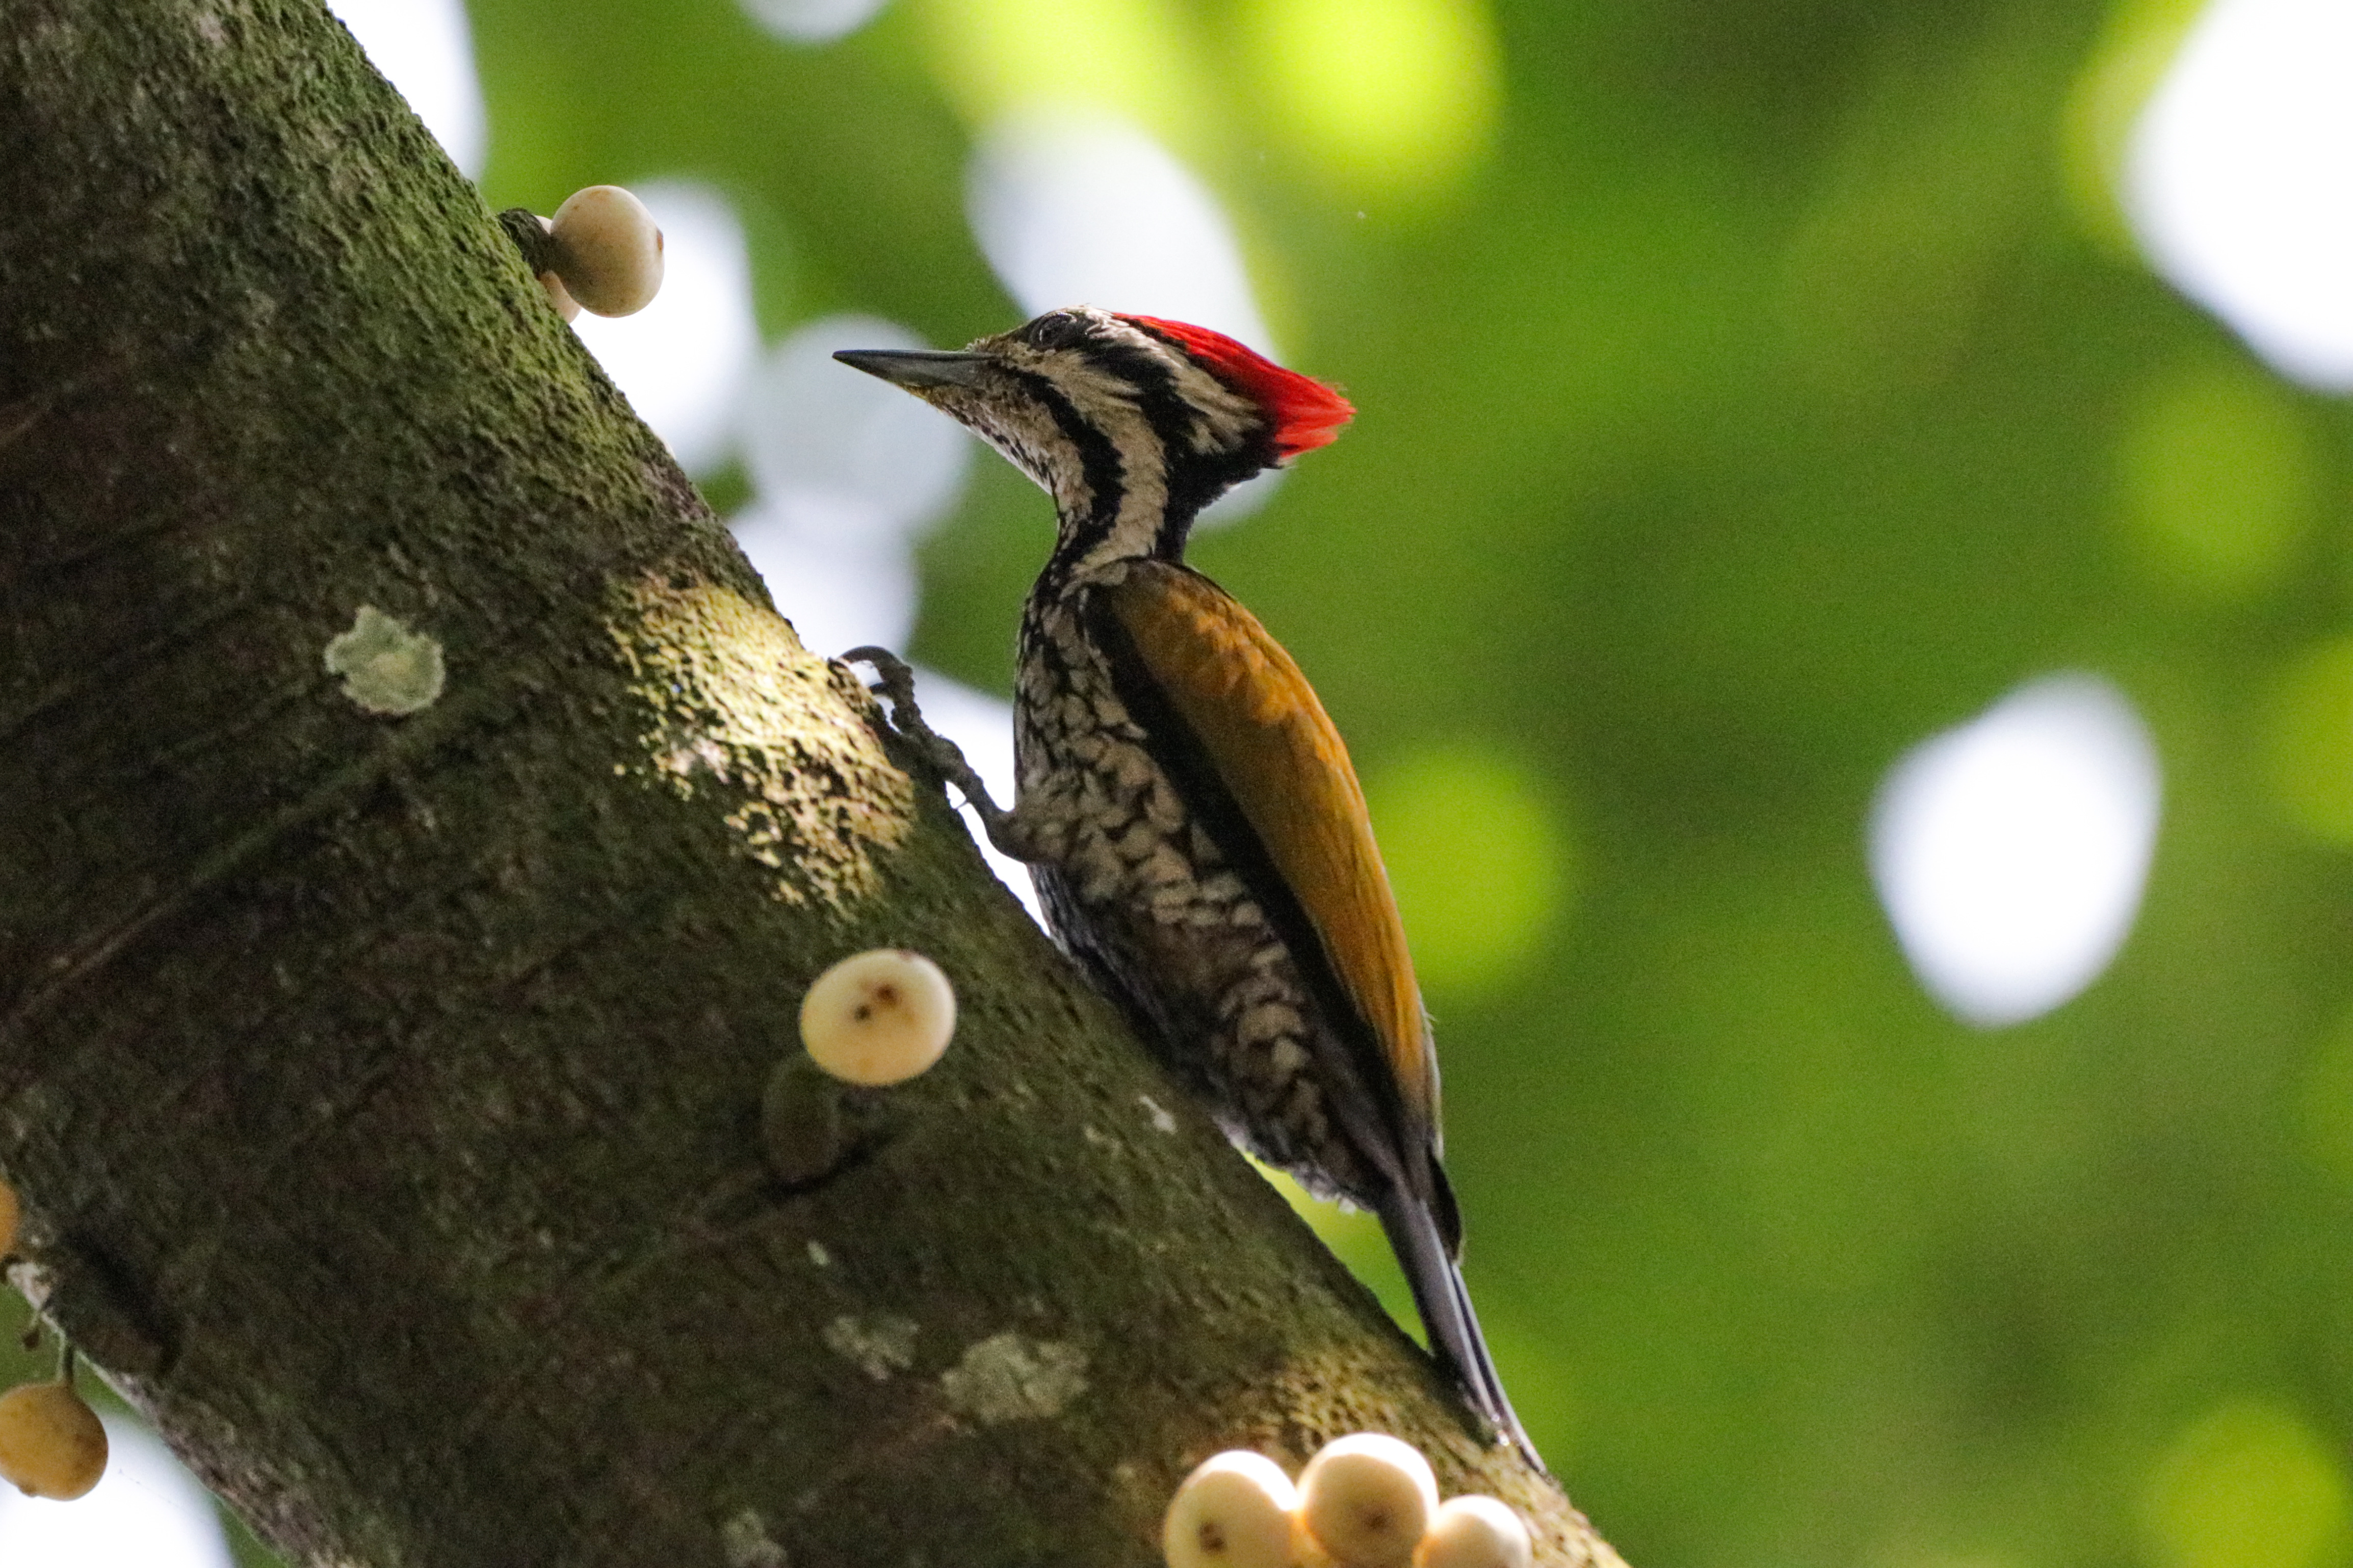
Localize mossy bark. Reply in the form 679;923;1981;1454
0;3;1618;1563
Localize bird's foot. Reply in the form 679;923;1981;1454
842;647;1028;856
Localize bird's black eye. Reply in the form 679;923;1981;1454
1023;310;1088;350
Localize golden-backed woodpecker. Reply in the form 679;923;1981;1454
836;307;1540;1468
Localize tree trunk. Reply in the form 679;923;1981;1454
0;3;1618;1563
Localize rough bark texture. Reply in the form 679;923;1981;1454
0;3;1620;1564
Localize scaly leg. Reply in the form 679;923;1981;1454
843;647;1038;863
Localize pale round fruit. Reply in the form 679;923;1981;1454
0;1380;108;1500
547;185;663;316
1297;1433;1439;1568
0;1177;17;1257
1161;1450;1299;1568
1416;1495;1533;1568
799;949;956;1085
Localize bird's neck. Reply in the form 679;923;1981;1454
1039;486;1197;593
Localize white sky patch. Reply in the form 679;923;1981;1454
967;108;1273;352
326;0;486;178
717;498;1044;925
571;181;759;476
966;108;1286;525
2124;0;2353;389
0;1417;233;1568
725;314;1032;918
1195;467;1286;526
894;669;1041;923
737;0;889;45
1870;674;2162;1029
731;315;964;750
732;506;919;657
739;315;973;545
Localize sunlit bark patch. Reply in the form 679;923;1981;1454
607;575;916;907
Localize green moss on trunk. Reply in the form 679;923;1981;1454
0;3;1605;1563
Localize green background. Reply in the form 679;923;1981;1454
13;1;2353;1564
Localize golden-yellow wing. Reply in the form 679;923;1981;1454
1097;562;1437;1141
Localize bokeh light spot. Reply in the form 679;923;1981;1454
2115;359;2315;600
739;314;973;545
570;181;759;477
912;0;1211;145
2141;1400;2350;1568
729;517;918;662
737;0;888;46
2262;635;2353;844
1368;741;1571;997
731;314;973;756
967;109;1272;349
1870;674;2161;1028
327;0;486;178
0;1417;232;1567
2124;0;2353;388
1238;0;1499;199
2061;0;2205;253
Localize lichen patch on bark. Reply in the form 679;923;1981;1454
324;605;446;715
719;1509;788;1568
608;575;914;907
940;1332;1089;1424
822;1314;919;1381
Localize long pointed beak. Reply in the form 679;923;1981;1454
833;348;996;392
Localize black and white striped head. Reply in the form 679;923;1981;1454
836;307;1352;569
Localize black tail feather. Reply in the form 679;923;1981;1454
1377;1187;1546;1473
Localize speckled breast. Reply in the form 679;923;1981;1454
1010;586;1372;1205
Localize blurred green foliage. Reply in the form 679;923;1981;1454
15;0;2353;1564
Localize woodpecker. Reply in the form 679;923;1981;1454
836;307;1541;1469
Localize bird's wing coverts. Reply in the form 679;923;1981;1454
1100;563;1436;1138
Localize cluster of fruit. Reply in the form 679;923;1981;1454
1165;1432;1532;1568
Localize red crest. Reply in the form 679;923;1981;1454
1122;315;1355;459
